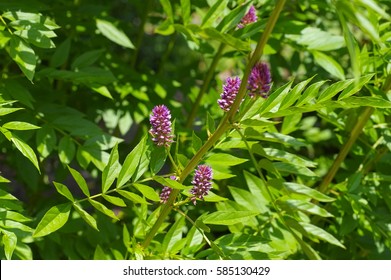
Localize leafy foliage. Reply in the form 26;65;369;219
0;0;390;260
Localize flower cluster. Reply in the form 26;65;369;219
160;176;177;204
217;62;271;111
237;5;258;29
247;62;272;98
190;165;213;205
149;105;174;147
218;76;242;112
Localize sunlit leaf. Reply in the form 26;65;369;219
33;203;71;238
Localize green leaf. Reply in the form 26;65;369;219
36;125;56;158
71;49;105;69
50;37;71;68
192;131;202;154
282;182;334;202
33;203;72;238
312;51;345;80
203;191;228;202
180;0;191;24
11;135;40;172
117;190;149;204
68;166;90;197
0;210;31;223
295;27;345;51
299;222;345;249
206;153;248;166
216;2;250;33
73;203;98;231
88;199;119;220
14;28;55;49
58;136;76;165
207;112;216;136
338;74;374;100
159;0;174;22
8;36;36;81
94;244;109;260
150;146;167;175
338;96;391;108
203;211;260;225
133;183;160;202
117;136;146;188
2;230;17;260
199;27;250;51
91;85;113;99
259;81;293;115
3;121;40;130
53;182;74;202
102;143;120;193
162;215;185;254
0;107;23;116
201;0;228;27
296;80;327;106
259;147;316;168
317;79;355;103
280;76;315;110
273;162;317;177
102;194;126;207
96;19;134;49
278;199;333;217
154;176;188;190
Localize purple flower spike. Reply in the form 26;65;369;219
149;105;174;147
160;176;177;204
190;165;213;205
160;186;172;203
247;62;272;98
218;77;242;112
238;5;258;29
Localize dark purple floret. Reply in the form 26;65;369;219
160;176;177;204
247;62;272;98
160;186;172;203
218;76;242;112
238;5;258;29
149;105;174;147
190;165;213;205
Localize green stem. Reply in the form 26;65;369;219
318;74;391;193
157;33;177;75
131;0;152;69
236;126;320;259
166;147;180;173
318;106;374;193
185;43;226;128
142;0;287;250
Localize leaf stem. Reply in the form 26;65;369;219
142;0;287;249
185;43;226;128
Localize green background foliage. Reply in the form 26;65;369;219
0;0;390;260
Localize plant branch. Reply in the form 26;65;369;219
142;0;287;249
185;43;226;128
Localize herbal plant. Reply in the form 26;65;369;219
0;0;390;260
